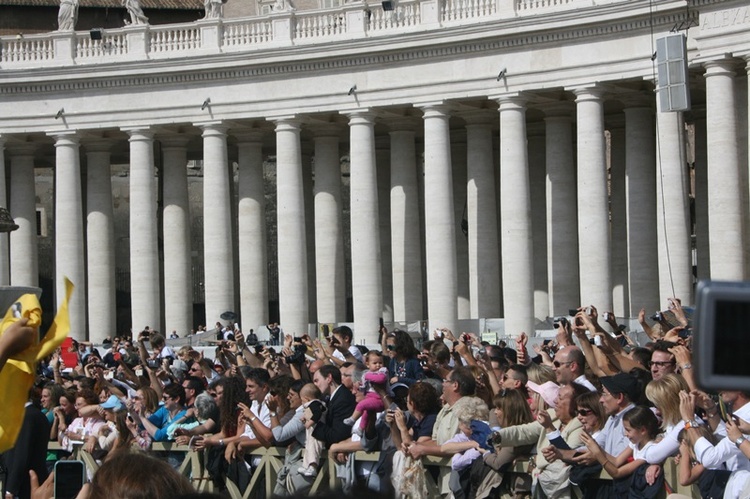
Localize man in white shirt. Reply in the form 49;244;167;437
553;346;597;392
328;326;364;365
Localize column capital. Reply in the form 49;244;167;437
122;127;154;141
703;59;739;78
158;134;192;149
569;85;607;102
47;130;80;145
542;101;574;119
457;109;495;127
0;135;6;149
417;103;451;119
495;95;528;112
492;92;528;108
5;142;37;157
233;129;266;144
386;117;420;133
272;118;303;132
342;109;378;125
309;123;343;139
81;138;115;153
197;121;229;136
618;92;654;110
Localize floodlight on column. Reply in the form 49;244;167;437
655;34;690;112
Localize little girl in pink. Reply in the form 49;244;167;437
344;350;388;436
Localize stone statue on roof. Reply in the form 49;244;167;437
123;0;149;25
272;0;296;12
203;0;225;19
57;0;79;31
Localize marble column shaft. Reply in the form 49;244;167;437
0;138;8;286
85;142;116;342
161;137;192;336
422;106;457;332
237;135;269;331
624;106;659;315
53;133;86;339
348;112;382;344
498;97;535;336
609;124;628;317
127;129;161;331
574;88;612;310
376;138;394;323
313;133;346;323
9;149;38;287
275;119;309;336
528;126;549;321
704;61;744;280
655;110;693;304
389;128;423;323
465;121;500;318
692;113;710;281
202;124;236;326
545;112;579;315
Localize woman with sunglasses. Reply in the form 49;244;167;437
384;330;423;387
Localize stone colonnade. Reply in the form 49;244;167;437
2;64;749;343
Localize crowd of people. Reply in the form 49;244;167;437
2;298;750;499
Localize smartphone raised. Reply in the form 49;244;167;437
54;460;85;499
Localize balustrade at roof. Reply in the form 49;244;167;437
2;0;203;8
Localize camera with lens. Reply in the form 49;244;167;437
553;317;568;329
487;431;503;447
650;311;662;322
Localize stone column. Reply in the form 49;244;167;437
126;128;161;331
742;59;750;278
655;109;693;304
528;123;548;321
389;125;424;323
608;117;628;317
376;136;394;323
347;111;382;343
160;135;193;336
704;61;744;280
236;131;269;331
200;123;236;326
422;105;457;332
451;132;470;320
85;140;116;342
624;104;659;315
463;113;500;318
497;96;535;336
573;87;612;311
544;106;579;316
52;132;86;339
0;137;8;286
692;110;710;281
8;146;38;287
302;143;317;325
274;118;309;336
312;129;346;324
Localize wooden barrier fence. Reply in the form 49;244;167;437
38;442;699;498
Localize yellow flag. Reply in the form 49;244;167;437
0;278;73;452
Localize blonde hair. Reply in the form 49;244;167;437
456;396;490;426
526;362;556;385
645;373;689;428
